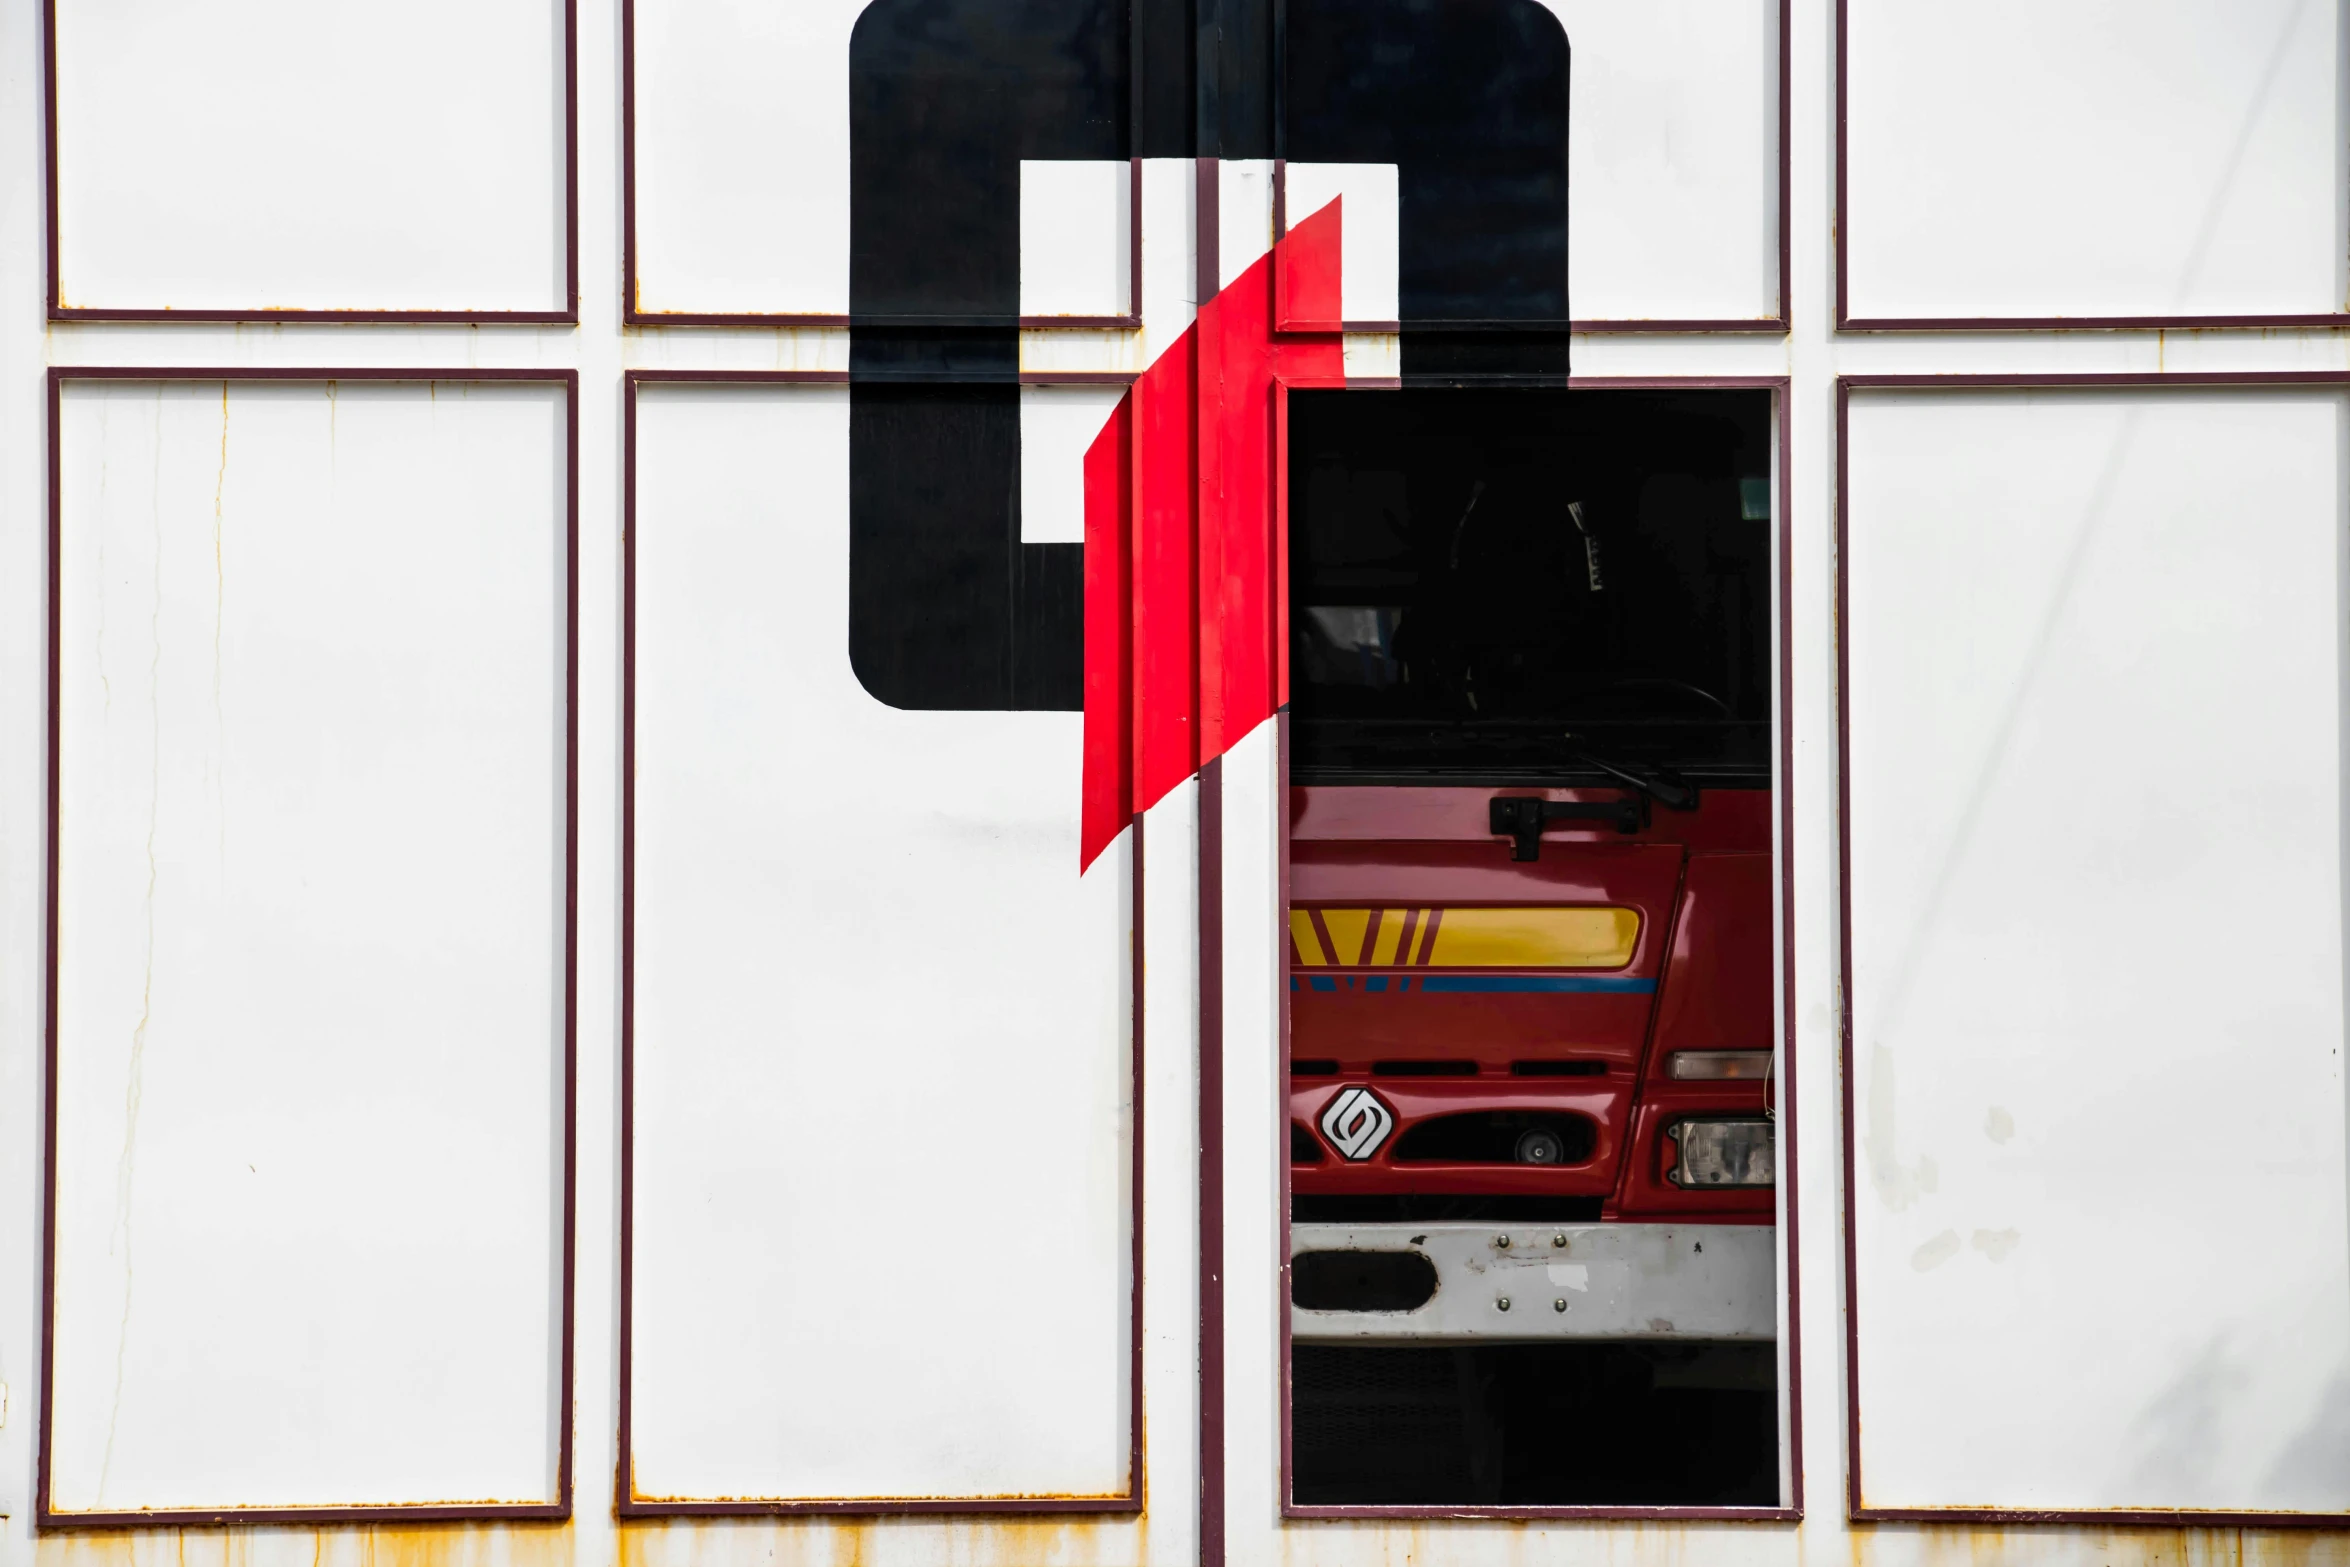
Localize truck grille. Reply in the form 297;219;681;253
1390;1110;1597;1165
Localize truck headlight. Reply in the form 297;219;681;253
1665;1118;1775;1189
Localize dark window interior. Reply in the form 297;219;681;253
1293;1343;1778;1506
1289;388;1773;786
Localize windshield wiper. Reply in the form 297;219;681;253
1563;737;1700;812
1485;744;1703;861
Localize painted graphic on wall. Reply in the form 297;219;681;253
843;0;1571;737
834;0;1783;1514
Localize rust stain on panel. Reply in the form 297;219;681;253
1846;1526;2350;1567
619;1513;1149;1567
37;1517;2350;1567
2251;1532;2350;1567
40;1523;571;1567
1270;1517;1806;1567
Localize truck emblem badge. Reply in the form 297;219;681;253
1320;1087;1396;1161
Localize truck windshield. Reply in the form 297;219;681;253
1289;387;1774;787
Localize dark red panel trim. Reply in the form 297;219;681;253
616;1497;1143;1517
1832;0;2349;334
1843;314;2350;332
621;0;1142;335
1287;1505;1804;1521
1843;371;2350;391
1837;371;2350;1526
616;0;1787;337
615;370;1147;1518
43;3;578;324
1199;759;1226;1567
37;367;579;1531
1273;376;1803;1525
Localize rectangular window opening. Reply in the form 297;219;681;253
1283;386;1787;1512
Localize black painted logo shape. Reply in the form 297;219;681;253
846;0;1567;712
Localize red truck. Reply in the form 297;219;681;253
1283;386;1778;1505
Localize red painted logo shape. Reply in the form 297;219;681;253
1079;198;1349;870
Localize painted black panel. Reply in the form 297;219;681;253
849;0;1128;325
849;383;1084;711
1137;0;1196;157
1399;332;1572;387
849;328;1020;383
1282;0;1569;324
842;0;1569;711
1204;0;1275;159
847;0;1118;711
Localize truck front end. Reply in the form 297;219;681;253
1284;386;1779;1505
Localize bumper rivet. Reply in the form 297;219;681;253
1552;1233;1568;1248
1554;1298;1568;1313
1494;1234;1511;1249
1496;1296;1512;1311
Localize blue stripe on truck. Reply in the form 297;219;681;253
1414;975;1657;994
1288;975;1656;994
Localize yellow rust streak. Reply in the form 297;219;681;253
1834;1524;2350;1567
40;1523;571;1567
39;1515;2350;1567
619;1513;1147;1567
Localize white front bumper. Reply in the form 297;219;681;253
1291;1222;1776;1343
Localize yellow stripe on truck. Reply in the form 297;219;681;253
1426;907;1639;968
1288;908;1325;962
1290;907;1640;969
1317;907;1372;965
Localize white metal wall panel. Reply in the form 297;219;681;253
1020;160;1133;322
1845;388;2350;1512
46;380;570;1514
1019;157;1198;381
51;0;569;316
1020;385;1126;544
627;385;1134;1504
1281;164;1400;326
1220;159;1276;292
1842;0;2345;324
1215;722;1289;1559
1538;0;1781;325
628;0;861;320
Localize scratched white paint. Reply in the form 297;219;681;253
1845;0;2345;320
1846;389;2350;1510
627;385;1133;1504
52;0;566;314
1538;0;1782;324
46;380;569;1512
